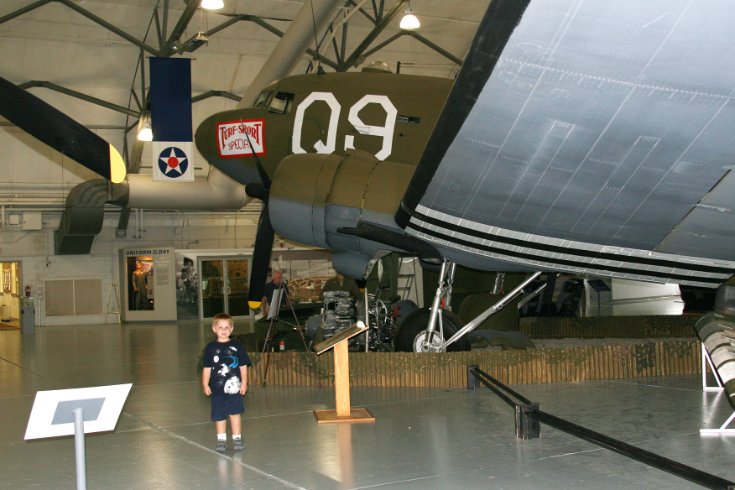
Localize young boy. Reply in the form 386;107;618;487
201;313;251;452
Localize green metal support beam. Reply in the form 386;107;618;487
338;0;407;71
17;81;139;117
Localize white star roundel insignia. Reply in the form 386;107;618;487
157;146;189;178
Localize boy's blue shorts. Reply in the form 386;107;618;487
211;394;244;421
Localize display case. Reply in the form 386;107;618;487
121;247;176;321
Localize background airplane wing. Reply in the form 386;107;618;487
397;0;735;288
0;75;126;183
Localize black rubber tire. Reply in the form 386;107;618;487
394;308;471;352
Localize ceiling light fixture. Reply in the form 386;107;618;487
201;0;224;10
399;5;420;30
137;116;152;142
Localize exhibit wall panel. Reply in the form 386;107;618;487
44;278;102;317
74;279;104;315
44;280;74;316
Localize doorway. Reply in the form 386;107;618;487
0;261;21;329
199;257;250;318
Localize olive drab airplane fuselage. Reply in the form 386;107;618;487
195;70;452;214
195;69;455;288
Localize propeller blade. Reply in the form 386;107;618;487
245;182;268;201
0;76;126;183
243;130;271;189
247;206;275;310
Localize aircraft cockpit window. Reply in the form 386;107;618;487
253;90;272;108
268;92;294;114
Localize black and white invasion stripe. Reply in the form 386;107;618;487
406;204;735;288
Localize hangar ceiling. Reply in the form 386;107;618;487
0;0;486;224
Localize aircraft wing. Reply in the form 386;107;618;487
0;76;126;184
397;0;735;288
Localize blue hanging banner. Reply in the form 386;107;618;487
150;57;192;142
149;57;194;182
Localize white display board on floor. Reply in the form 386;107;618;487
25;383;132;440
25;383;132;490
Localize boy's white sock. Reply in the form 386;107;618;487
217;433;227;441
232;434;242;440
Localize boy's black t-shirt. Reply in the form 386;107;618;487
202;339;251;396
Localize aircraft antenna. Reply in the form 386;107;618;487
309;0;325;74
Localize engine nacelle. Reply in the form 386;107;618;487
269;150;415;276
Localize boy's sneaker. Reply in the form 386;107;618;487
215;440;227;453
233;438;244;451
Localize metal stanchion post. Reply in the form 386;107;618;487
73;407;87;490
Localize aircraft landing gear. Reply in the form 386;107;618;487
394;259;543;353
395;308;469;352
395;259;470;352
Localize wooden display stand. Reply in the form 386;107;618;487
312;322;375;424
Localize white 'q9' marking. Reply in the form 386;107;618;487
344;95;397;161
291;92;397;161
291;92;341;154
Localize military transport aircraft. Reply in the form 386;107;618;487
4;0;735;352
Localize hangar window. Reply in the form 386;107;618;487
253;90;272;108
269;92;294;114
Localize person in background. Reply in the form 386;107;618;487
322;271;361;301
201;313;251;452
261;270;289;317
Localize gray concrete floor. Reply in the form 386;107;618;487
2;320;734;489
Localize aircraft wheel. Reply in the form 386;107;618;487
394;308;471;352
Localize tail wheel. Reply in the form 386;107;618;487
395;308;471;352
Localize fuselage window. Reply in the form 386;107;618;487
269;92;294;114
253;90;272;108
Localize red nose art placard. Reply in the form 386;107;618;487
217;119;266;158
